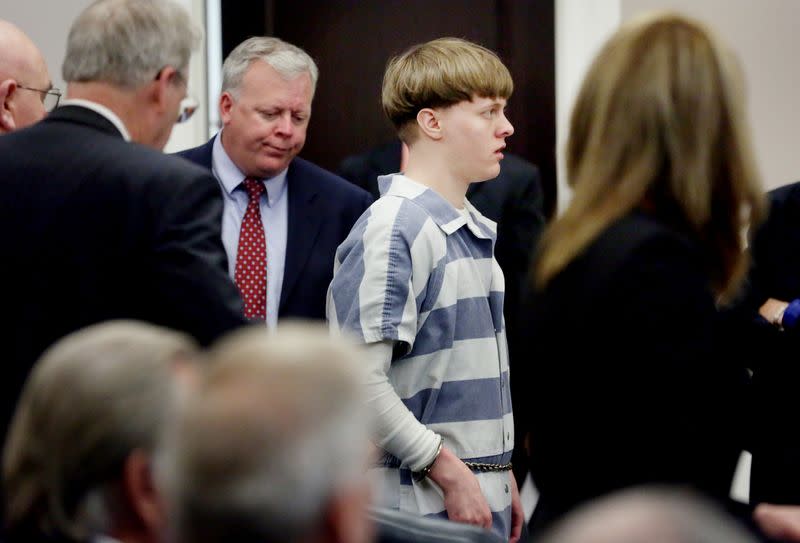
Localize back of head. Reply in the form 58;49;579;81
3;320;198;542
539;487;758;543
536;12;765;300
221;36;319;98
62;0;201;89
159;322;371;543
381;37;513;142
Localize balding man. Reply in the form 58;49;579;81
0;19;58;133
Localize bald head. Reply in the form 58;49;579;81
0;19;52;133
539;488;758;543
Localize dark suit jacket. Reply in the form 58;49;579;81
178;136;373;321
339;140;546;484
0;105;245;439
518;210;747;534
730;181;800;504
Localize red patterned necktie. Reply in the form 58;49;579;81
234;177;267;321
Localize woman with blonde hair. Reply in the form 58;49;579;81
518;11;765;533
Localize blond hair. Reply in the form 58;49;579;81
382;37;513;142
536;12;764;301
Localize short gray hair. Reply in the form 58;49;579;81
158;322;369;543
221;36;319;98
62;0;202;89
3;321;199;542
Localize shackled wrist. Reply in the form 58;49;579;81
412;436;443;482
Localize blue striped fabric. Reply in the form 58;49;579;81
327;174;514;539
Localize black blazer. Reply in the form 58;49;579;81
339;140;546;484
519;211;748;533
732;181;800;505
0;105;246;438
178;137;373;321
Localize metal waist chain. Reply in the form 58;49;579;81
463;461;512;472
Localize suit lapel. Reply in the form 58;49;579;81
279;160;323;313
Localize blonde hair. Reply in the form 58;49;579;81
536;12;764;301
382;37;513;142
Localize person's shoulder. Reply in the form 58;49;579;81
292;157;372;200
500;152;540;178
105;142;218;196
593;211;700;269
174;138;214;163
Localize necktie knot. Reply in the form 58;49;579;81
242;177;265;201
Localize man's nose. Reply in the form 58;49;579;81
499;112;514;137
275;112;294;136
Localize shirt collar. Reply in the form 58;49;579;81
59;98;131;141
378;174;496;239
213;131;288;205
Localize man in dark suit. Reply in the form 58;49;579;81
339;139;546;486
0;0;245;441
179;37;372;326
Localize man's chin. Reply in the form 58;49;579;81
254;158;292;178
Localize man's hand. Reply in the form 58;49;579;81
509;474;524;543
755;503;800;542
428;446;492;529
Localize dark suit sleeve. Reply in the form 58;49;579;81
149;171;245;345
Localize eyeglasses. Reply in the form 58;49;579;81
17;85;62;112
176;96;198;124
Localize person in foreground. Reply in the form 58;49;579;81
0;0;245;443
535;487;759;543
156;323;374;543
517;11;765;535
3;321;199;543
327;37;523;541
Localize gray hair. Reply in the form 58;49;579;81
3;321;199;542
221;36;319;98
158;322;369;543
62;0;202;89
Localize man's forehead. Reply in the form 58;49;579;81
473;95;507;104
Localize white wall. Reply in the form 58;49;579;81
621;0;800;192
2;0;209;152
555;0;800;215
555;0;621;213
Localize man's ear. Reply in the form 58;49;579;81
149;66;179;109
219;92;234;125
122;449;166;538
0;79;18;133
416;108;442;140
